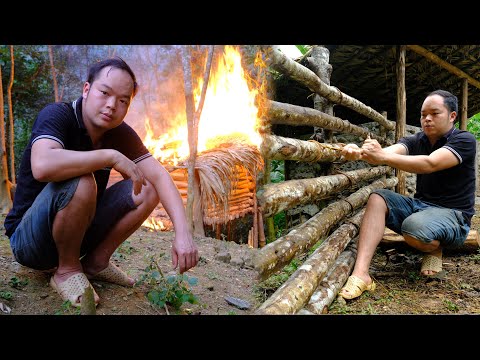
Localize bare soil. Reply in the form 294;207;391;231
1;202;479;316
0;214;259;316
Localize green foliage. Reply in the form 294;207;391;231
137;254;199;312
0;291;12;300
467;113;480;140
295;45;311;55
54;300;81;315
8;276;28;289
269;160;284;183
468;248;480;263
112;240;138;261
255;258;300;302
269;160;286;239
443;299;459;312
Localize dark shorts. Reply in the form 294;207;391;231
9;177;136;270
373;189;470;249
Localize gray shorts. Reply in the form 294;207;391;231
9;177;136;270
373;189;470;249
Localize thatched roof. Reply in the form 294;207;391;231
274;45;480;128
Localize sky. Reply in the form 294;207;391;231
276;45;302;58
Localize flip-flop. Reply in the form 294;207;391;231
50;273;99;308
338;275;376;300
421;253;442;276
88;261;135;287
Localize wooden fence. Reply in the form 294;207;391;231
251;45;409;314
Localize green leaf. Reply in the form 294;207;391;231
187;276;198;286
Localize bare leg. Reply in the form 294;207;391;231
52;174;98;301
403;234;441;275
81;180;159;281
347;194;388;289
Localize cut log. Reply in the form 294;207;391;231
258;166;390;218
299;239;358;315
260;134;345;162
253;177;398;280
256;210;364;315
381;228;480;251
267;100;392;146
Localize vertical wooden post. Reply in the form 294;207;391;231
460;78;468;131
380;111;387;139
395;45;407;195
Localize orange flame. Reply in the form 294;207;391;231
142;216;166;231
143;45;265;164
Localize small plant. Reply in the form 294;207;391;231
468;249;480;263
112;240;137;261
137;254;199;313
0;291;13;300
443;299;459;313
254;258;301;302
407;271;421;282
8;277;28;289
54;300;81;315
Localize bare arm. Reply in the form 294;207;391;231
361;138;459;173
137;156;198;273
31;138;146;194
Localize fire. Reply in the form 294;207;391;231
142;216;166;231
143;45;264;165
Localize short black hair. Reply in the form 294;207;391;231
427;89;458;114
86;57;138;98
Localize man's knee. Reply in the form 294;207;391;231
132;180;159;209
66;174;97;212
367;192;388;210
403;233;440;252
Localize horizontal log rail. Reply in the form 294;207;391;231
258;166;390;218
260;134;345;162
267;100;393;146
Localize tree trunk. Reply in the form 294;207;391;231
299;239;357;315
263;46;395;131
258;166;390;218
7;45;15;185
181;46;196;234
256;209;364;314
253;177;398;280
267;100;393;146
48;45;59;102
0;64;13;214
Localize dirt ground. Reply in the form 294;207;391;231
1;202;479;316
0;214;259;316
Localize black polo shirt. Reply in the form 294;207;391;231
397;126;476;226
4;97;152;237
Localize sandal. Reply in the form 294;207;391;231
338;275;376;300
421;253;442;276
50;273;99;308
88;261;135;287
